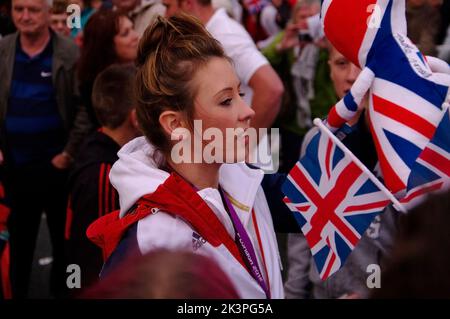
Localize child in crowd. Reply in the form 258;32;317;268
65;64;140;291
50;0;71;37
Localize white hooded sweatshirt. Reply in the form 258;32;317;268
108;137;285;299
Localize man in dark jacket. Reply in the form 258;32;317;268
65;64;140;292
0;0;92;298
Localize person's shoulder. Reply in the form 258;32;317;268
73;131;120;168
207;8;248;37
136;210;195;252
53;33;79;59
81;131;119;153
0;32;17;51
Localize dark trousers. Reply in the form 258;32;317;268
6;161;68;298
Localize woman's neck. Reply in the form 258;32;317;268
167;159;221;190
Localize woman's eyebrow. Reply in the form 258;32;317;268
214;82;242;97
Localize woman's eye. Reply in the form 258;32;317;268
220;98;232;106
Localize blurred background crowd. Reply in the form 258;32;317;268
0;0;449;299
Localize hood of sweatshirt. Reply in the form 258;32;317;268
110;137;265;220
109;137;169;218
88;137;265;264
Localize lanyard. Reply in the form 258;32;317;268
165;168;271;298
219;187;271;299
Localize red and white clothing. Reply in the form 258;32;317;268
88;137;284;299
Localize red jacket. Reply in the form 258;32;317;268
87;172;247;270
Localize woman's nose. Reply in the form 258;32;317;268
239;101;255;123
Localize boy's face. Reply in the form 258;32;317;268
50;13;70;36
328;45;361;100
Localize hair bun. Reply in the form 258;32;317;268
136;14;212;67
136;16;166;66
134;13;226;154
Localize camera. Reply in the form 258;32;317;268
298;30;313;43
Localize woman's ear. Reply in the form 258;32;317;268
159;110;186;137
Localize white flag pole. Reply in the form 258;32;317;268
313;118;408;214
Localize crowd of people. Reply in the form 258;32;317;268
0;0;449;299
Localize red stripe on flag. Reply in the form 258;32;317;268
290;161;362;248
325;138;333;180
289;166;325;247
322;238;336;280
296;205;311;212
372;94;436;139
318;162;362;247
419;147;450;177
329;212;360;247
401;182;444;203
327;105;347;129
344;200;391;213
367;110;406;193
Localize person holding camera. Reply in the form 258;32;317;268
272;0;321;129
260;0;326;172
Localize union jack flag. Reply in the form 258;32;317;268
400;108;450;208
322;0;450;194
243;0;267;15
282;129;391;280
